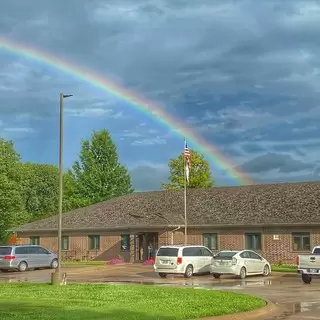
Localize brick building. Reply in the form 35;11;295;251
13;181;320;264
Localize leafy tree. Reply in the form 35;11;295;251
161;150;214;190
21;163;60;221
62;170;87;211
69;129;133;205
0;139;27;242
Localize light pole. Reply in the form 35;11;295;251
56;93;73;283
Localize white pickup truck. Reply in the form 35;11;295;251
297;246;320;284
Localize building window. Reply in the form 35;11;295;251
245;233;262;250
202;233;218;250
30;236;40;245
120;234;130;251
62;236;69;251
292;232;310;251
88;235;100;250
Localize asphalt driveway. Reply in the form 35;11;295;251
0;265;319;319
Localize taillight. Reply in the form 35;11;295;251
232;257;237;265
4;255;15;260
177;257;182;264
296;256;299;265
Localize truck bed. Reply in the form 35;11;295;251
298;254;320;271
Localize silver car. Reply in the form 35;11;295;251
0;245;58;272
210;250;271;279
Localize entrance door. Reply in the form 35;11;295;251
134;234;144;262
145;233;158;259
134;232;159;262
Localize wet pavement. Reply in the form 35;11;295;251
1;266;320;319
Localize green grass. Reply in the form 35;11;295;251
271;265;297;273
0;283;265;320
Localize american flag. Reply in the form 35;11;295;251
184;140;191;183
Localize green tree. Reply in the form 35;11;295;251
69;129;133;205
0;138;27;242
62;170;87;211
21;163;60;221
161;150;214;190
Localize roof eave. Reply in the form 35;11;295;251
12;222;320;233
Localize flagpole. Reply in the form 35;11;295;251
184;138;187;245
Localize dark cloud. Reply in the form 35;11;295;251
238;153;314;174
1;0;320;189
130;165;168;191
240;143;267;154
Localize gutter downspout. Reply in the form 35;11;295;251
171;226;181;244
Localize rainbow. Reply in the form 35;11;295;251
0;36;254;185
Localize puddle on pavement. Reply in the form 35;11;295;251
99;279;275;291
263;302;320;319
285;301;320;313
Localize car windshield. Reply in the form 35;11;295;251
0;247;12;256
214;251;238;260
313;248;320;254
157;248;179;257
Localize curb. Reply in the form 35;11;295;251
197;300;277;320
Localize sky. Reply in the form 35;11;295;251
1;0;320;191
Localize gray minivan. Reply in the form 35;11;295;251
0;245;58;272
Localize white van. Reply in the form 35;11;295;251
153;245;213;278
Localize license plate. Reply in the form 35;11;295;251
161;260;169;264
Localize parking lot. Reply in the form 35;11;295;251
1;265;319;319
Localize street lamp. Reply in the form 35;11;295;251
56;93;73;284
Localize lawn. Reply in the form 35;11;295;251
0;283;265;320
271;265;297;273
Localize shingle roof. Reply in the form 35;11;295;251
14;181;320;232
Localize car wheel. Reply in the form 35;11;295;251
50;259;58;269
159;273;167;278
239;267;246;279
184;265;193;278
18;261;28;272
263;265;270;276
213;273;221;279
302;274;312;284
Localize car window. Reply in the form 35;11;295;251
27;246;38;254
249;251;262;260
240;251;250;259
214;251;238;259
34;247;49;254
0;247;12;255
201;248;212;256
15;247;28;254
157;248;179;257
182;247;202;256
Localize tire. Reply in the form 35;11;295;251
302;274;312;284
50;259;58;269
159;273;167;278
18;261;28;272
239;267;246;279
213;273;221;279
263;265;270;277
184;265;193;278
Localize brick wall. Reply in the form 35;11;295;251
167;227;320;264
17;227;320;264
